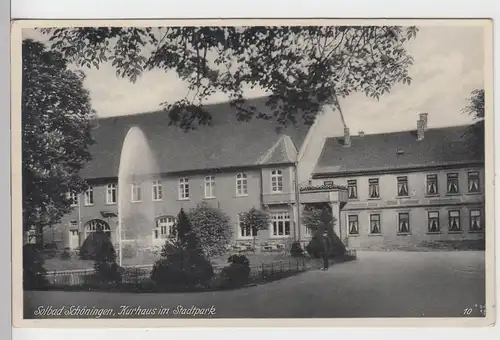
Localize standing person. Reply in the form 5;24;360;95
322;234;330;270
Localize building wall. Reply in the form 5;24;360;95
47;164;299;250
315;166;485;249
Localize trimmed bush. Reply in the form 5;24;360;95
290;241;304;257
79;229;112;260
306;236;324;258
59;247;71;260
220;255;251;288
23;244;48;290
90;229;122;285
150;243;214;288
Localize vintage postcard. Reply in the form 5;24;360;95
11;18;495;327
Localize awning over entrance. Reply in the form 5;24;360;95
299;183;348;205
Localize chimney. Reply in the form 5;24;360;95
358;131;365;137
417;118;425;141
343;127;351;146
419;113;428;130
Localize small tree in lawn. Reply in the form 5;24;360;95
240;208;271;252
92;227;121;285
187;203;233;258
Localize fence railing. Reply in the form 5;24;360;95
44;259;311;287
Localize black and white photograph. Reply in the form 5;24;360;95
11;19;494;325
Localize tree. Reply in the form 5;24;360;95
171;208;200;254
240;207;271;251
462;89;485;158
22;39;95;248
40;26;418;130
187;203;233;258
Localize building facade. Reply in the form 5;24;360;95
40;103;485;251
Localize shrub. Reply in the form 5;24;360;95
23;244;48;290
290;241;304;257
187;203;233;258
150;243;214;288
306;236;324;258
90;229;122;285
220;255;251;288
59;247;71;260
240;208;271;250
79;229;113;260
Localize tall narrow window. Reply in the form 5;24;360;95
368;178;380;198
236;173;248;196
106;184;117;204
468;171;480;193
347;180;358;199
151;180;163;201
131;182;142;202
370;214;381;234
426;174;438;195
398;213;410;233
397;176;409;197
204;176;216;198
447;173;459;194
469;209;482;231
271;169;283;193
449;210;461;231
179;177;189;200
238;213;255;238
428;211;440;232
67;192;79;207
270;211;290;236
348;215;359;235
84;187;94;206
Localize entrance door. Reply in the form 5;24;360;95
68;229;79;250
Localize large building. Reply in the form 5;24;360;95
38;100;485;251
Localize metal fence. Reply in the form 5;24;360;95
44;259;311;287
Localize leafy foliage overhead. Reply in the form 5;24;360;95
22;39;95;233
462;89;485;158
40;26;418;130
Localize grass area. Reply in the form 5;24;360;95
361;239;485;252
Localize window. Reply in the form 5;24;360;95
468;171;480;193
449;210;461;231
397;176;409;197
347;180;358;199
324;180;334;186
398;213;410;233
428;211;440;232
271;169;283;193
85;219;110;238
426;174;438;195
236;173;248;196
447;173;459;194
238;213;256;238
154;216;175;239
84;187;94;206
270;211;290;236
368;178;380;198
67;192;79;207
131;182;142;202
348;215;359;235
106;184;117;204
204;176;216;198
470;209;482;231
152;180;163;201
370;214;381;234
179;177;190;200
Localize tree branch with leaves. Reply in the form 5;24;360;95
40;25;418;130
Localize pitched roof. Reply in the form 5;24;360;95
81;97;311;179
313;125;483;177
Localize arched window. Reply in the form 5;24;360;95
84;219;111;238
154;216;176;239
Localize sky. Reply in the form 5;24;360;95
23;24;486;135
